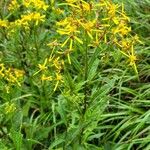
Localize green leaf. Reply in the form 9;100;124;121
9;128;23;150
88;58;100;81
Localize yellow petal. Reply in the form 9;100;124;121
61;37;70;47
74;36;83;44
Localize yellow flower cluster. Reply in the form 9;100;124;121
8;0;20;11
8;0;49;11
23;0;49;11
55;0;141;73
56;17;83;64
0;1;47;35
5;102;16;114
0;12;45;33
0;63;24;93
34;50;64;91
20;12;45;26
0;19;8;28
5;12;45;34
1;0;141;93
6;0;47;33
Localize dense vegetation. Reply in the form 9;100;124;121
0;0;149;149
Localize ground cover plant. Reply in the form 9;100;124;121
0;0;150;149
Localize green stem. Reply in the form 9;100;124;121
52;102;57;142
79;35;89;145
33;26;39;61
83;36;88;115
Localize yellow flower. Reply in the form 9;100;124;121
52;7;64;15
4;68;23;86
133;34;143;44
114;38;132;50
47;40;61;62
118;2;130;22
102;1;119;17
79;0;92;12
32;13;45;25
112;21;131;36
112;17;120;25
23;0;49;10
38;59;48;71
0;63;24;87
5;85;10;93
54;72;63;91
56;73;62;81
78;20;97;39
56;18;69;26
59;35;83;64
34;58;48;75
32;0;49;11
88;32;100;47
0;19;8;28
5;102;16;114
14;69;25;78
66;0;78;3
0;63;5;77
14;19;29;30
65;0;92;13
56;17;83;57
120;45;138;74
51;0;55;6
23;0;31;7
21;12;45;26
52;57;64;71
57;25;79;35
41;74;52;81
47;39;60;47
8;0;20;11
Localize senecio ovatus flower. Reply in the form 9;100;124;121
55;0;140;73
23;0;49;10
21;12;45;26
8;0;20;11
0;63;24;93
0;19;8;28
